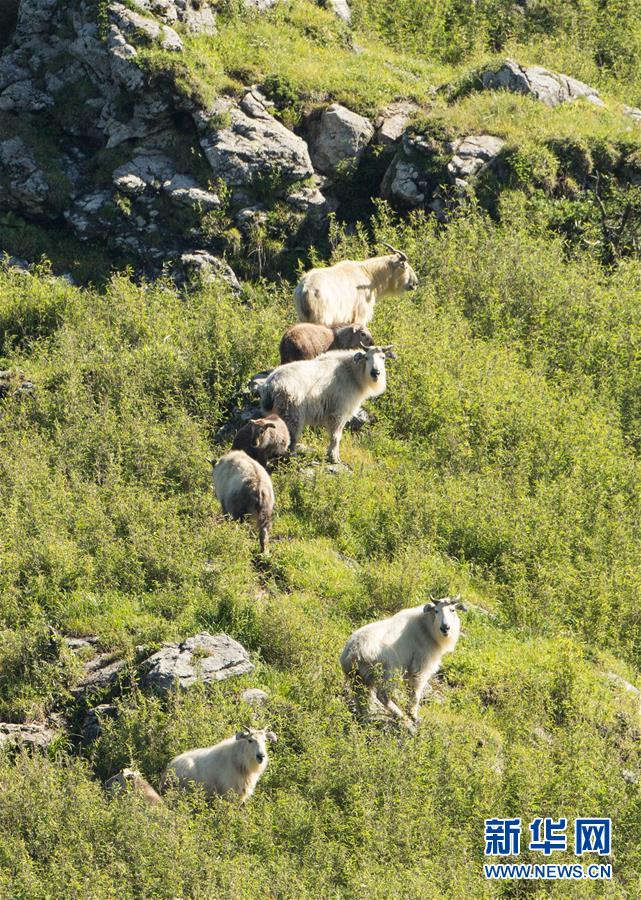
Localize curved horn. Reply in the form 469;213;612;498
359;340;371;350
381;241;408;262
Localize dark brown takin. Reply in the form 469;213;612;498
231;414;291;468
279;322;373;364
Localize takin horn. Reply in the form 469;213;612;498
381;241;408;262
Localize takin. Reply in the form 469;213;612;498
340;595;467;728
212;450;275;553
163;727;278;803
279;322;373;364
259;344;396;463
104;768;163;806
294;243;417;327
231;414;290;468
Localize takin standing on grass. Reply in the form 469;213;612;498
279;322;373;364
340;595;467;729
211;450;275;553
163;727;278;803
259;344;396;463
231;413;290;468
294;244;417;327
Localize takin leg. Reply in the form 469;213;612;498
327;418;345;464
407;672;431;722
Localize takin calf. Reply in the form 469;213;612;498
279;322;373;364
231;413;290;468
104;768;163;806
163;727;277;803
212;450;275;553
340;595;467;728
259;345;395;463
294;243;417;327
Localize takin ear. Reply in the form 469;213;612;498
265;730;278;744
263;422;276;430
423;602;437;614
456;602;468;612
353;351;366;363
235;731;249;741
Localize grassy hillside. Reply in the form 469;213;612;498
2;0;641;896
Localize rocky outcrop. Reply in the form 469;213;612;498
128;0;217;34
479;59;604;108
382;130;505;211
0;722;58;750
197;88;314;197
142;632;254;694
308;103;374;176
0;1;325;279
0;137;54;218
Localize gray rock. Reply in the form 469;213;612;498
109;3;183;52
163;174;221;210
624;105;641;123
175;251;241;292
381;159;425;207
241;688;270;707
65;190;116;240
71;652;127;696
346;406;371;432
374;100;419;147
447;134;505;182
286;185;335;222
198;89;314;190
623;768;639;786
243;0;281;9
142;632;254;694
81;704;119;743
0;137;51;216
129;0;217;34
308;103;374;176
480;59;604;108
113;154;176;189
0;722;57;751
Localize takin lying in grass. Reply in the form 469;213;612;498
231;413;290;468
259;344;396;463
104;768;163;806
340;595;467;729
279;322;373;364
294;243;417;327
163;727;278;803
211;450;275;553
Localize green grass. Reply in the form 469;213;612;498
1;207;641;894
4;0;641;894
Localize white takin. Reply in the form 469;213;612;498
259;344;396;463
340;595;467;728
294;243;417;327
164;727;278;803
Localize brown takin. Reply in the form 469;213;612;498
231;413;290;468
104;768;163;806
279;322;374;364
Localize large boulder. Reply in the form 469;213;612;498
197;88;314;193
308;103;374;176
479;59;604;108
142;632;254;694
447;134;506;186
